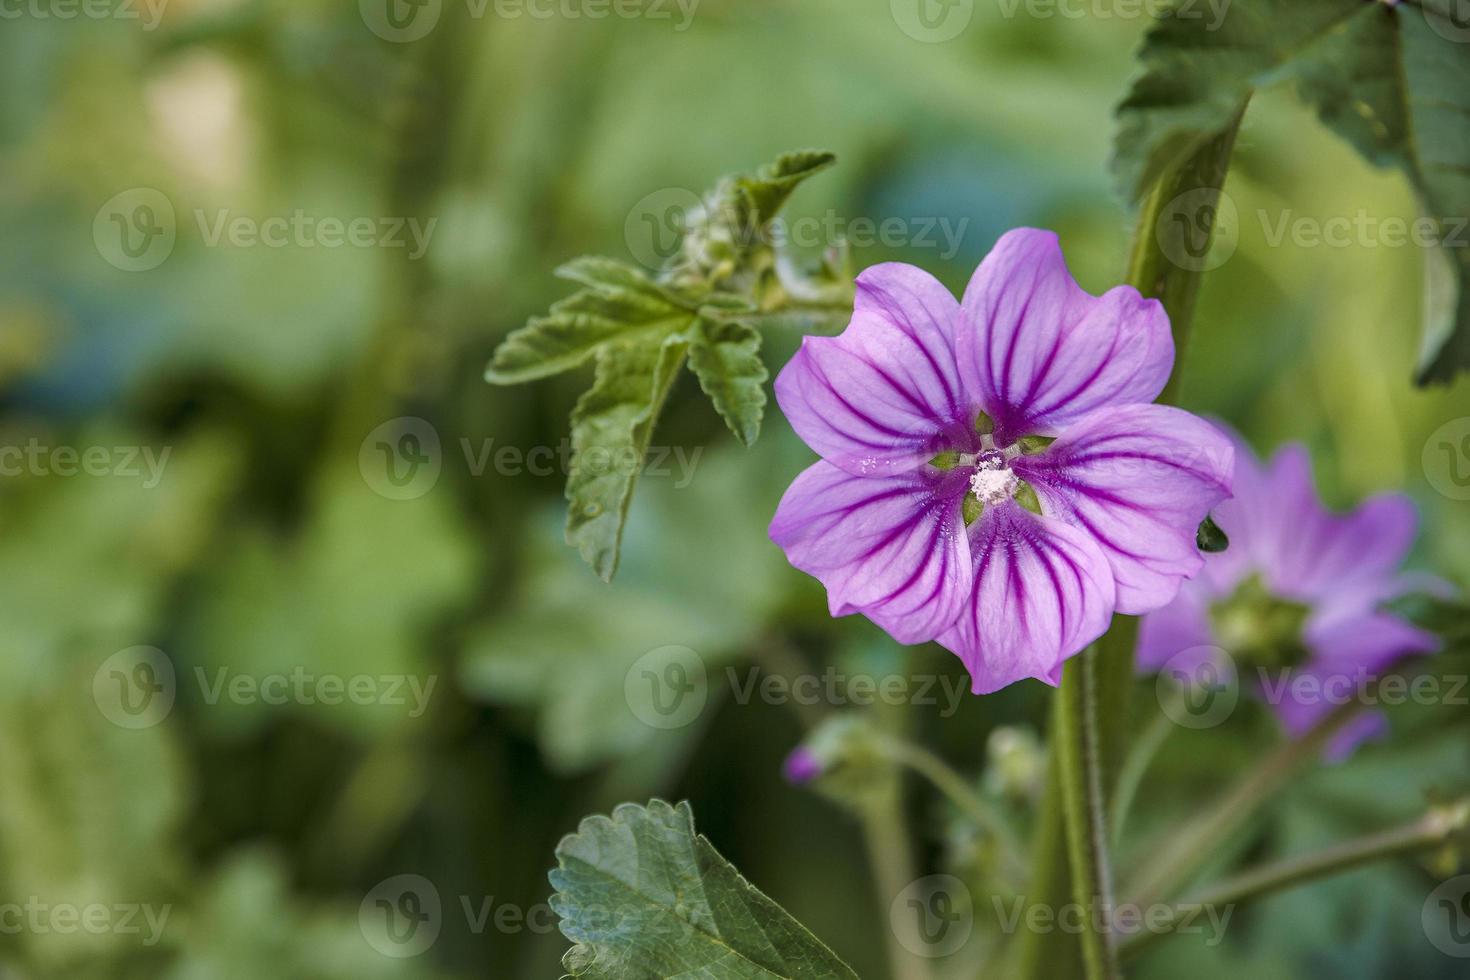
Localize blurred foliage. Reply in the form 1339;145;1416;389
0;1;1467;978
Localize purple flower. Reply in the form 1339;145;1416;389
1138;435;1441;759
782;747;824;785
769;229;1233;693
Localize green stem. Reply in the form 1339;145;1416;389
1055;646;1123;980
1109;686;1181;846
1121;799;1470;958
862;797;932;980
1015;105;1248;980
1124;104;1248;405
874;735;1029;890
1121;696;1367;908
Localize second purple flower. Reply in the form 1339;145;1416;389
770;228;1234;693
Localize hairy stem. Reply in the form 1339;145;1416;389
1121;696;1367;908
875;735;1029;890
1055;647;1123;980
1121;799;1470;958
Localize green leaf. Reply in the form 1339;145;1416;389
487;153;837;576
549;800;858;979
687;318;768;446
486;259;693;384
1112;0;1470;382
735;150;837;229
566;333;691;580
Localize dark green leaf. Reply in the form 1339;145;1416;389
687;318;768;446
565;333;690;581
549;800;859;979
1113;0;1470;383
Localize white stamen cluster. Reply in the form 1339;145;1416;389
961;434;1023;506
969;459;1019;506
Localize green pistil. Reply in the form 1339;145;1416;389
1210;575;1311;668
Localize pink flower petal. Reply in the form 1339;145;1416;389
956;229;1173;442
770;462;972;644
935;503;1116;693
1015;404;1233;614
773;263;967;477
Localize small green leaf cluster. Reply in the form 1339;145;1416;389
486;152;841;579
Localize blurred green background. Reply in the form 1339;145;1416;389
1;0;1468;977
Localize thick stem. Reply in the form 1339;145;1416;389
1121;696;1366;908
1121;799;1470;958
1015;106;1248;980
1055;647;1123;980
1124;104;1248;405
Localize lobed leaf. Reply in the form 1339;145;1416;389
486;153;837;577
565;332;692;581
486;259;693;384
736;150;838;229
687;318;769;446
549;800;859;979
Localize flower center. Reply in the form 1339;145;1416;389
969;454;1019;505
1210;575;1311;668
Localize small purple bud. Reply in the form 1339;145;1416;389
782;747;823;785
